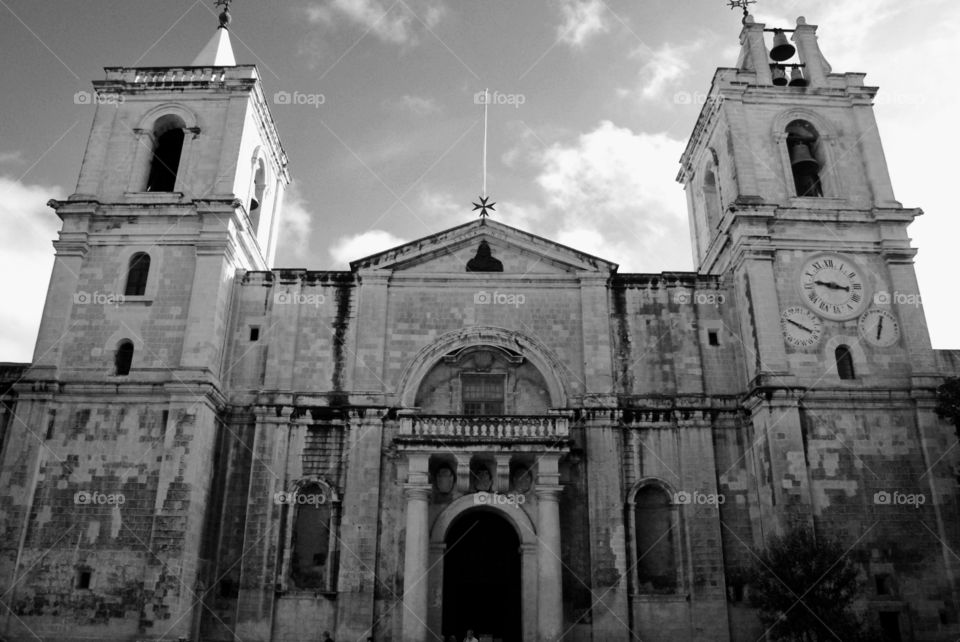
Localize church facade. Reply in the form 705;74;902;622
1;10;959;642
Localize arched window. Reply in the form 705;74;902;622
291;482;334;590
124;253;150;296
703;168;722;230
786;120;823;197
634;486;677;592
836;345;855;380
115;340;134;376
146;115;185;192
250;158;267;231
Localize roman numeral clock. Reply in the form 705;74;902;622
798;253;868;321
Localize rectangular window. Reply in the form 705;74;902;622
461;374;504;416
249;326;260;342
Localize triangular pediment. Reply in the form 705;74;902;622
349;220;618;275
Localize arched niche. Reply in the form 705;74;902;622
397;326;569;410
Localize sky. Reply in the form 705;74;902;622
1;0;958;362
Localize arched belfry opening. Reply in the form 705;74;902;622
146;114;186;192
786;119;824;197
442;510;522;641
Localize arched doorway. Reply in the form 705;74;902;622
442;510;522;642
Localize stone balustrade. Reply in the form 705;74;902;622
398;414;569;439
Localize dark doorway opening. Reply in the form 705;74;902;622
443;510;522;642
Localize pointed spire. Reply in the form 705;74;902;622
192;0;236;66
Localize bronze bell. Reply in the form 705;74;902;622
771;65;788;86
789;66;808;87
769;29;796;61
789;142;820;174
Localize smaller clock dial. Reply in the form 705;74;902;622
799;254;868;320
781;306;824;349
858;309;900;348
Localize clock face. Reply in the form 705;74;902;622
799;254;868;320
781;306;824;349
858;309;900;348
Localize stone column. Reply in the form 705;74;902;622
536;484;564;642
335;412;386;640
353;270;390;392
535;454;564;641
402;483;432;642
32;233;88;370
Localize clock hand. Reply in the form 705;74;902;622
876;317;883;341
787;319;813;333
813;279;850;292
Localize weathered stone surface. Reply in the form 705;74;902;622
1;15;958;642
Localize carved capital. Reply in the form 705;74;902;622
404;483;432;503
535;484;564;503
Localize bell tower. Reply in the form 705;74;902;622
35;3;290;380
677;15;959;631
677;11;937;392
7;7;291;640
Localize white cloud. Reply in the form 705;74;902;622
531;121;690;271
556;0;609;48
0;176;64;362
390;94;442;117
329;230;409;267
620;39;707;103
418;188;462;223
276;184;313;262
0;151;23;164
304;0;444;47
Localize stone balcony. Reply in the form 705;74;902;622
396;413;571;446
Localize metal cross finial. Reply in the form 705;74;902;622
727;0;756;21
472;196;496;218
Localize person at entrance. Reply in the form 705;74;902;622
464;630;479;642
321;631;334;642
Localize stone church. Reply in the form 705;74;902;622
1;7;959;642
